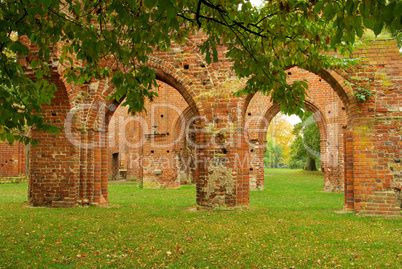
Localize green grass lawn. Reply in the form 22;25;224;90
0;169;401;268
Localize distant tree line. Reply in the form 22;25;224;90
265;112;321;171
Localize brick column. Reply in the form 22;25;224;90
249;141;265;191
343;127;354;211
28;73;79;207
195;101;250;208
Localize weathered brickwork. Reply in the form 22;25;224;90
108;81;190;188
28;72;80;207
0;141;26;178
339;41;402;216
17;33;402;216
245;67;348;192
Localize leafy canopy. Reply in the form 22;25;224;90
0;0;401;144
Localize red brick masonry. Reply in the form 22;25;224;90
16;34;402;216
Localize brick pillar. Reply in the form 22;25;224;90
323;121;343;192
323;100;345;193
93;131;102;204
195;105;250;208
28;74;79;207
79;131;88;203
235;127;251;207
195;122;208;206
344;127;354;211
87;129;108;206
86;130;95;203
101;130;109;202
249;141;265;191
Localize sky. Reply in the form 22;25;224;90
283;114;302;125
249;0;264;7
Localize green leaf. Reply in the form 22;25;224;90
40;0;53;9
330;30;343;48
9;42;29;55
6;133;15;144
354;18;363;37
145;0;157;9
346;0;357;16
394;2;402;17
31;59;38;69
384;3;396;23
373;20;384;36
324;2;336;21
313;1;324;14
158;0;176;22
363;16;374;30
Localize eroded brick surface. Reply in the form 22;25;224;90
0;141;26;178
245;67;347;192
14;34;402;216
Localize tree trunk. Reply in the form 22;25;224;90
304;156;317;171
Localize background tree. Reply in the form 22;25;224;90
289;112;321;171
265;113;294;166
264;136;284;168
0;0;400;144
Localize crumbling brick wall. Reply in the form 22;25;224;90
246;67;348;192
0;141;26;179
18;32;402;216
107;81;190;188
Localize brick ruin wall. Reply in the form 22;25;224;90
245;67;348;192
342;41;402;216
107;66;348;193
12;33;402;215
108;81;189;188
0;141;26;180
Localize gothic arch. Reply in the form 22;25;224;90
240;67;356;125
246;99;334;191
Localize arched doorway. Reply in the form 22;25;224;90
241;66;352;208
107;81;198;189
